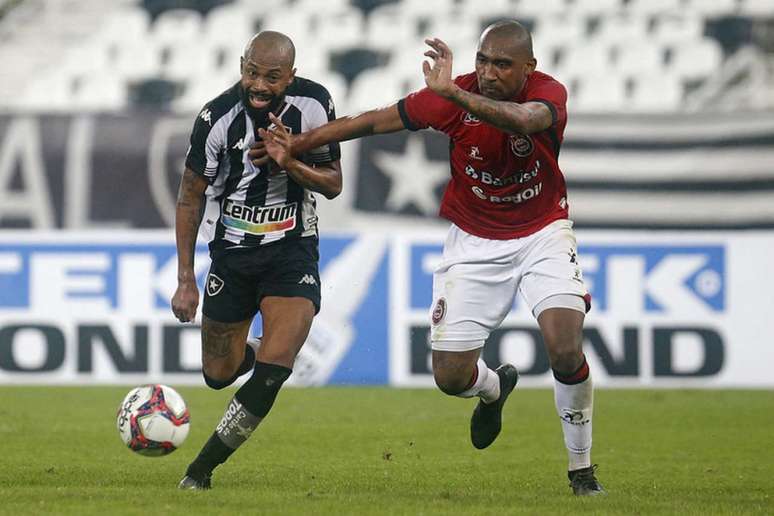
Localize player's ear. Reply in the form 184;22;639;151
239;56;244;75
287;67;296;86
524;57;537;75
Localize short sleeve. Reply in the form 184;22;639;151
527;80;567;129
303;87;341;164
184;106;222;182
398;86;458;133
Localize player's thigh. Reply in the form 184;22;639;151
518;219;589;318
430;260;517;349
258;296;315;368
200;315;253;375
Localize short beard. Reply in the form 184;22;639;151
239;86;286;128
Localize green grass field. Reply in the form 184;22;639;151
0;387;772;515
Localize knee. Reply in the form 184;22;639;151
433;367;470;396
202;361;237;390
548;347;584;376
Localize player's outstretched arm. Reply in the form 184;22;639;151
249;105;405;166
260;113;343;199
423;38;553;135
171;168;208;323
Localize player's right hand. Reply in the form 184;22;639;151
171;280;199;323
248;140;269;167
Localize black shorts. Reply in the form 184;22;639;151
202;236;321;323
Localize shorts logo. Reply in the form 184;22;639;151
206;273;224;296
431;297;446;325
509;134;534;157
461;112;482;126
298;274;317;285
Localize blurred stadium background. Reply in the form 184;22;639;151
0;0;773;389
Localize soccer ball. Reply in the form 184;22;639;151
116;384;190;456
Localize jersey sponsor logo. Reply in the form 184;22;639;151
431;297;446;325
509;134;534;157
206;273;224;296
471;182;543;204
199;109;212;126
464;160;541;187
298;274;317;285
222;201;297;235
461;112;482;126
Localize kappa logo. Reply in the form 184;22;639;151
199;108;212;126
232;137;246;150
298;274;317;285
431;297;447;325
206;273;224;296
509;134;534;157
328;97;335;114
461;112;482;126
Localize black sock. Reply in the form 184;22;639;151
201;343;257;390
189;361;292;476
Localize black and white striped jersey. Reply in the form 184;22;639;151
184;77;340;251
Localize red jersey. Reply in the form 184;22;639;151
397;71;569;240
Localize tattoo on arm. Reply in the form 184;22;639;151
450;89;551;135
175;169;207;279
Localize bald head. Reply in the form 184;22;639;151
243;31;296;68
479;20;533;60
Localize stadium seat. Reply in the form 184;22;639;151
315;8;367;51
366;4;419;51
18;74;74;112
626;0;683;16
570;0;623;17
669;38;724;81
159;41;210;81
457;0;518;22
70;74;128;112
559;43;612;78
202;4;255;47
151;9;204;46
261;7;315;50
615;43;664;75
532;15;587;48
684;0;739;18
307;71;349;113
629;73;683;112
426;14;480;49
513;0;570;19
348;68;410;112
652;14;704;44
108;40;162;81
570;74;627;112
592;14;649;45
401;0;465;19
738;0;774;17
94;7;151;47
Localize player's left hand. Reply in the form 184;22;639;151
258;113;293;170
423;38;456;99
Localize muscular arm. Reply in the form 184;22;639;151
171;168;208;322
448;88;553;135
283;159;342;200
292;104;405;155
175;168;208;282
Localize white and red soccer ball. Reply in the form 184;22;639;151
116;384;190;456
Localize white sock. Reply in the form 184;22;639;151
554;371;593;471
458;359;500;403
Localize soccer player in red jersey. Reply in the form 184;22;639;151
251;20;604;495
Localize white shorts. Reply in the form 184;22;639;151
430;219;589;352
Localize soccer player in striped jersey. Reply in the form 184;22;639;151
171;31;342;490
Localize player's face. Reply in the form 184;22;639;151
239;55;295;118
475;42;535;100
